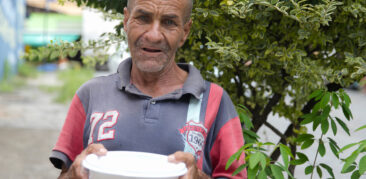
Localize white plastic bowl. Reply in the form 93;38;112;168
82;151;187;179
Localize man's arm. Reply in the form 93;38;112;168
51;94;87;169
169;151;212;179
57;144;107;179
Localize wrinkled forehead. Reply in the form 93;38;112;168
129;0;189;14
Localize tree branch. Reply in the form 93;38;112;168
264;121;287;140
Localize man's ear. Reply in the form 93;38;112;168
123;7;130;32
179;19;192;47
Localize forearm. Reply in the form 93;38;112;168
57;164;69;179
198;169;213;179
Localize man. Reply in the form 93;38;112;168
50;0;246;178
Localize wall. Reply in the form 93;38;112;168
0;0;25;81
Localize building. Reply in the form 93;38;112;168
0;0;26;81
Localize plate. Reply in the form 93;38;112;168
82;151;187;179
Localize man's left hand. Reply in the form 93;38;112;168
168;151;212;179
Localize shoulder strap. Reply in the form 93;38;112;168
183;93;203;154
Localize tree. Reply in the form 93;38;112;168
29;0;366;178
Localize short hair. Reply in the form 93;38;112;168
127;0;193;23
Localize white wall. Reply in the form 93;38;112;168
82;8;130;73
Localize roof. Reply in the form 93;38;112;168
26;0;82;15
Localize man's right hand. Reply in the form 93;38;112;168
58;143;108;179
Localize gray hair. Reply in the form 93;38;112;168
127;0;193;23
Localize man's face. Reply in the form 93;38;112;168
124;0;191;73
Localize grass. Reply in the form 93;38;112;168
0;62;37;93
54;67;94;103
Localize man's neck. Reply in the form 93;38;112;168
130;61;188;98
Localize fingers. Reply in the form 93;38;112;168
66;143;108;179
83;143;108;156
168;151;196;168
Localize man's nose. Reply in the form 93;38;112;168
144;21;164;43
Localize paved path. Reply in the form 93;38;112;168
0;72;68;179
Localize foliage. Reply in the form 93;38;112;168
49;67;94;103
17;62;38;78
23;32;125;68
0;61;36;92
27;0;366;178
181;0;366;178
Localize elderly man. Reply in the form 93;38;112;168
50;0;246;178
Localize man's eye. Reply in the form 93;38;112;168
137;16;149;22
164;19;176;26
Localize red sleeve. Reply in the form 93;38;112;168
210;116;247;179
53;94;86;162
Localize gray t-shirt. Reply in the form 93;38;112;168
50;58;246;178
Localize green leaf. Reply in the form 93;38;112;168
330;118;337;135
342;92;351;107
321;117;329;134
297;134;314;142
318;140;326;157
332;93;340;109
358;155;366;175
270;164;284;179
316;165;323;178
243;129;260;139
322;105;331;116
226;148;243;170
320;92;331;109
258;169;267;179
50;50;61;60
355;125;366;132
276;162;294;179
308;90;323;100
238;108;253;129
312;102;322;114
300;116;314;125
271;0;279;4
343;165;357;174
301;139;314;150
290;159;305;165
351;170;361;179
280;144;289;168
249;152;261;169
313;115;322;131
341;103;353;121
320;163;335;178
305;165;314;175
290;152;309;165
247;164;258;179
259;153;267;169
342;150;360;173
328;139;339;158
335;117;350;135
339;143;358;153
232;163;247;176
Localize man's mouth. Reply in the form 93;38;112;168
142;48;162;53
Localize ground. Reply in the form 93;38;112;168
0;72;67;179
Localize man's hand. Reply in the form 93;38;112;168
168;151;212;179
58;143;107;179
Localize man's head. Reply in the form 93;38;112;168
127;0;193;23
123;0;193;73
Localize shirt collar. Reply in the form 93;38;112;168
117;58;205;99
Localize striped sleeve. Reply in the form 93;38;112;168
206;84;247;179
49;94;87;169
